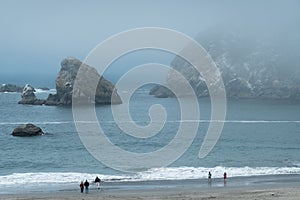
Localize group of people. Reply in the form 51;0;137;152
79;172;226;193
208;171;227;183
79;176;101;193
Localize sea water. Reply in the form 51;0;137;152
0;87;300;193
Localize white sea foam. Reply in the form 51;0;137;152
1;166;300;186
3;91;18;94
135;166;300;181
0;172;129;186
34;88;56;93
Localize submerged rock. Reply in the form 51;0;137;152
12;123;44;137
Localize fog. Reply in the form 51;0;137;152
0;0;299;87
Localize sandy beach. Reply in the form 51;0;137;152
1;186;300;200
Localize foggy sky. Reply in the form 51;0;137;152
0;0;299;86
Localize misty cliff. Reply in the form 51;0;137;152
150;28;300;100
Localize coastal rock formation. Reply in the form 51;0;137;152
0;84;23;93
18;57;122;106
18;84;45;105
149;85;174;98
45;57;122;105
150;28;300;100
12;123;44;137
1;84;50;93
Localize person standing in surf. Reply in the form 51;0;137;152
208;171;212;185
84;180;89;193
223;172;227;184
94;176;101;189
79;181;84;193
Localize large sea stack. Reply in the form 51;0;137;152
18;57;122;105
45;57;122;105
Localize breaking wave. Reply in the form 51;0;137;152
1;166;300;186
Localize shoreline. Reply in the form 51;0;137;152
1;174;300;199
2;186;300;200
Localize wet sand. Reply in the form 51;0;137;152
1;186;300;200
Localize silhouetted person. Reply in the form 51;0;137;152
94;176;101;189
208;171;212;186
84;180;89;193
223;172;227;185
208;171;212;187
79;181;84;193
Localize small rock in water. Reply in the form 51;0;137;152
0;84;23;93
12;123;44;137
18;84;45;105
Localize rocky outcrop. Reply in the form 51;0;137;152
44;57;122;105
149;85;174;98
18;84;45;105
150;28;300;100
0;84;23;92
1;84;50;93
12;123;44;137
18;57;122;106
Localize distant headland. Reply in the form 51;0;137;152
150;28;300;101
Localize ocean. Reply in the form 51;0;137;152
0;87;300;194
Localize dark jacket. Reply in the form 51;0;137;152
95;177;100;183
84;180;89;188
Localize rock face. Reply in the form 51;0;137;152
45;57;122;105
18;84;45;105
150;28;300;100
0;84;23;92
149;85;174;98
12;123;44;137
18;57;122;105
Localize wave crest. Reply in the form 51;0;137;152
1;166;300;186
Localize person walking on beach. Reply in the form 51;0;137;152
208;171;212;182
208;171;212;187
223;172;227;183
79;181;84;193
94;176;101;189
84;180;89;193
